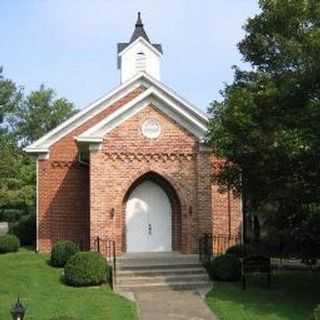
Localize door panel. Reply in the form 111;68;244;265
125;180;172;252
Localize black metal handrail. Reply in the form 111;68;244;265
199;233;213;266
94;236;117;289
199;233;242;266
213;234;241;255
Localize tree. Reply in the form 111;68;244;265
207;0;320;255
15;84;75;146
0;67;22;128
0;133;35;217
0;68;76;227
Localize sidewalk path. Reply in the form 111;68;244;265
134;289;218;320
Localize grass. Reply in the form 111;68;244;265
0;249;137;320
206;271;320;320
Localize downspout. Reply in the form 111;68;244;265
228;186;231;236
78;152;89;166
36;159;39;252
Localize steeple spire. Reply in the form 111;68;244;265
136;12;143;26
117;12;163;82
130;12;150;43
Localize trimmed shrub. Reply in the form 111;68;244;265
208;254;241;281
226;244;256;258
11;214;36;246
64;251;107;287
0;234;20;253
51;241;79;267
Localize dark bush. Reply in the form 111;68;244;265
226;244;256;258
309;305;320;320
208;254;241;281
11;214;36;246
51;241;79;267
0;234;20;253
64;251;107;287
0;208;25;223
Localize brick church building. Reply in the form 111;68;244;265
26;13;242;256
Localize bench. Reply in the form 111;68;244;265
242;256;271;290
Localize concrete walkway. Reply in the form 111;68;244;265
134;289;218;320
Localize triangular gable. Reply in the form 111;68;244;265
24;72;208;154
77;87;207;142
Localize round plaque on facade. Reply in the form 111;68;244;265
141;118;161;139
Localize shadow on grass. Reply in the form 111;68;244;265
22;245;36;251
207;271;320;320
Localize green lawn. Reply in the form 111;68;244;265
0;249;137;320
206;271;320;320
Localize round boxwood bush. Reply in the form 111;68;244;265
64;251;107;287
208;254;241;281
51;240;79;267
0;234;20;253
226;244;256;258
11;214;36;246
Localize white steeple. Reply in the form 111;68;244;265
117;12;163;83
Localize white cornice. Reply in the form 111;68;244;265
25;72;208;154
24;147;49;154
76;137;103;143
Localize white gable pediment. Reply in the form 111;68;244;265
24;72;208;155
77;87;207;143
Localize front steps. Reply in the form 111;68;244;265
115;252;211;291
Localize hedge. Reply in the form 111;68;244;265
0;234;20;253
226;244;257;258
64;251;108;287
51;240;80;268
208;254;241;281
10;214;35;246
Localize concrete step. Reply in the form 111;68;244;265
117;273;209;285
115;253;211;291
117;262;202;271
116;280;212;291
117;253;200;265
117;267;206;277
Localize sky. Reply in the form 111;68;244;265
0;1;260;112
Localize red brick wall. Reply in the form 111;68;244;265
89;104;200;254
37;87;242;255
211;156;242;254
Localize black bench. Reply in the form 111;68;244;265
242;256;271;290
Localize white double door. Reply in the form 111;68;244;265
126;180;172;252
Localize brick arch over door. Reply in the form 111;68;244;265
122;171;183;253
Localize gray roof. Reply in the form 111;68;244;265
117;12;162;56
